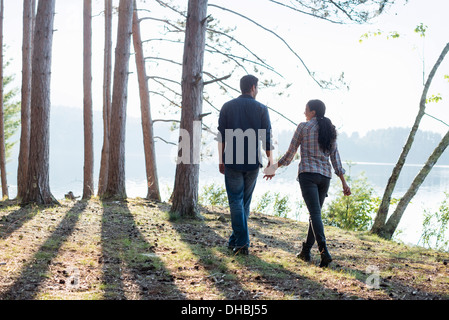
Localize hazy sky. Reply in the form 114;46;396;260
2;0;449;136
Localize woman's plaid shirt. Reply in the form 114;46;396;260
277;118;345;179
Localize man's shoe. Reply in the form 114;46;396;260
233;247;249;256
296;242;312;262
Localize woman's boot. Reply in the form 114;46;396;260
297;242;312;262
318;244;332;268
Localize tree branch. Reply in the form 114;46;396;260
139;16;184;32
153;119;218;138
145;56;182;66
266;105;298;127
372;41;449;235
203;71;240;94
206;27;267;68
154;135;177;146
208;4;323;88
153;0;186;18
142;38;183;45
328;0;355;22
203;96;220;113
148;75;180;86
153;118;180;123
151;78;181;96
268;0;344;24
205;45;249;74
150;91;181;108
204;74;232;85
425;112;449;128
205;44;283;78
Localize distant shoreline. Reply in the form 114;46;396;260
343;161;449;169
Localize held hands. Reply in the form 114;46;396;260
263;162;278;180
220;162;277;180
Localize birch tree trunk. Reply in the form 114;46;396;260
83;0;94;199
170;0;208;218
22;0;58;205
0;0;7;199
103;0;134;200
371;42;449;236
132;1;161;201
17;0;35;201
380;130;449;239
98;0;112;197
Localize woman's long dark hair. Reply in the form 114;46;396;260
307;99;337;153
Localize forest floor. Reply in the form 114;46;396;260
0;197;448;301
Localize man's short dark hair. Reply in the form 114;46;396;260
240;75;258;94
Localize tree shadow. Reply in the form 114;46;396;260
328;238;449;300
169;205;345;300
0;205;39;240
0;201;87;299
100;200;185;300
251;215;449;299
169;215;253;299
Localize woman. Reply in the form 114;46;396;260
264;99;351;267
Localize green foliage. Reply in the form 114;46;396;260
255;191;291;219
419;192;449;252
2;58;21;161
323;172;398;232
388;31;400;39
254;191;272;214
199;184;299;220
426;94;442;104
273;193;290;218
359;30;382;43
359;30;399;43
414;23;428;38
198;183;228;207
359;23;428;45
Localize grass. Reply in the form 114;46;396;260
0;197;448;300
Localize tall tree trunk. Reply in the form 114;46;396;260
83;0;94;199
0;0;7;199
103;0;134;200
132;1;161;201
380;130;449;239
371;42;449;236
170;0;208;218
22;0;58;205
17;0;35;201
98;0;112;197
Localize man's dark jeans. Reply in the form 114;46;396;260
224;166;259;249
298;172;331;249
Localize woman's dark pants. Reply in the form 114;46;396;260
298;172;331;251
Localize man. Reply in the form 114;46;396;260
217;75;273;255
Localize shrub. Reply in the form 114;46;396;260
255;191;291;218
419;192;449;251
322;172;397;231
199;183;228;207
